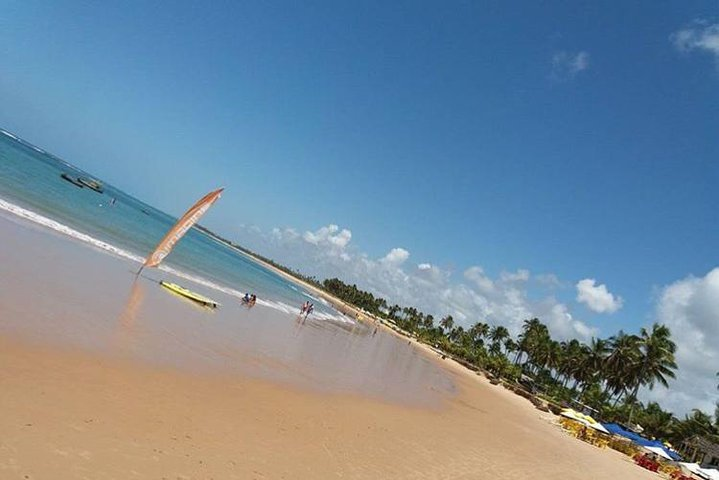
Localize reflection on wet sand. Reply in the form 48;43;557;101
118;279;144;331
0;217;457;407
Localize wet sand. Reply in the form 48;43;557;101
0;215;658;479
0;215;454;408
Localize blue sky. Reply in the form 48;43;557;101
1;1;718;413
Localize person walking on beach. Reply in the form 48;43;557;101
300;301;310;315
305;302;314;318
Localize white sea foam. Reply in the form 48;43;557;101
0;197;354;324
1;129;19;140
0;197;146;264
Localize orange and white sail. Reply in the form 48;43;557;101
142;188;223;269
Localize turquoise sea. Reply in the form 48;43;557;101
0;128;342;322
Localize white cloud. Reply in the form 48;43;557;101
381;247;410;265
551;50;590;80
535;273;562;289
271;227;299;242
464;266;496;294
576;278;623;314
238;223;717;416
643;267;719;416
671;21;719;65
237;223;597;343
501;269;530;283
302;224;352;249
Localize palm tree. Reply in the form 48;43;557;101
546;340;562;379
504;338;518;361
604;331;641;401
439;315;454;334
639;402;675;440
489;325;510;355
449;325;464;343
557;339;584;388
469;322;490;346
421;314;434;330
627;323;678;423
516;318;547;368
576;338;609;394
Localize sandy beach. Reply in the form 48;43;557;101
0;214;659;479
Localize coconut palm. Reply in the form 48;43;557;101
576;338;609;394
439;315;454;333
627;323;677;423
503;338;520;363
469;322;490;346
422;314;435;330
448;325;464;343
557;339;584;388
604;331;641;401
387;304;401;320
489;325;510;355
517;318;548;368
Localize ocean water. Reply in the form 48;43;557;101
0;128;342;322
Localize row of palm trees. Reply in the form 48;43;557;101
316;277;717;444
322;278;389;314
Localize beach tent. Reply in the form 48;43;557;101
645;446;674;461
680;463;719;480
603;423;681;461
560;409;610;434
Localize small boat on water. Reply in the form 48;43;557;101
60;173;85;188
77;177;104;193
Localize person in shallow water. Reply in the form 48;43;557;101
300;301;310;314
242;293;251;303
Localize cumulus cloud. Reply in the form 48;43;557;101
551;50;590;80
381;248;410;265
238;222;717;416
237;223;596;342
576;278;624;314
464;266;496;294
302;224;352;249
501;269;530;283
535;273;562;289
643;267;719;416
671;21;719;65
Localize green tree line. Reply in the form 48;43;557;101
323;277;719;446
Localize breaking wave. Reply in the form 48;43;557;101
0;197;353;324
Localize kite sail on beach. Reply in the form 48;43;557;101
138;187;223;273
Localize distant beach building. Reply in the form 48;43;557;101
679;435;719;468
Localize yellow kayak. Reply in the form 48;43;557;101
160;281;219;308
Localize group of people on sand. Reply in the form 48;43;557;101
300;301;314;317
242;293;257;307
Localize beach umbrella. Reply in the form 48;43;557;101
645;446;673;461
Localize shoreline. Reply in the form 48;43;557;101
0;218;661;479
0;335;657;480
217;239;503;390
